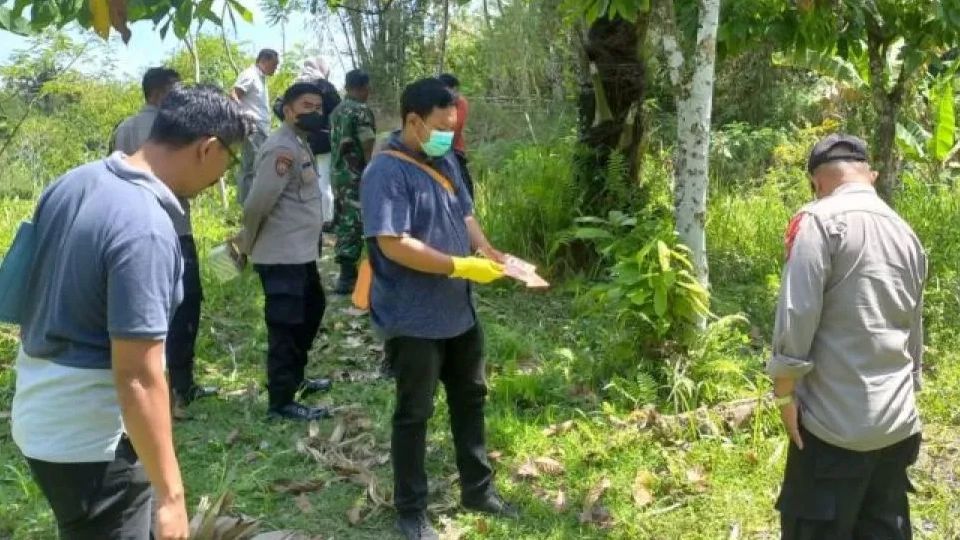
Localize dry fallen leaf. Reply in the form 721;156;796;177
271;479;327;495
516;461;540;479
437;515;466;540
346;505;364;526
487;450;503;462
685;466;709;492
295;494;313;513
553;489;567;513
579;477;611;524
308;420;320;439
542;419;575;437
329;421;346;444
632;470;655;508
533;457;565;476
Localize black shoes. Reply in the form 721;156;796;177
396;513;439;540
462;493;519;519
298;378;333;397
333;263;358;295
267;402;332;421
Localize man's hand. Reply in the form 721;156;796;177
450;256;505;284
154;494;189;540
779;399;804;450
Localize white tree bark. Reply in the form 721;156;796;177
658;0;720;291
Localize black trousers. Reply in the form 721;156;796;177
777;426;921;540
255;262;325;408
167;235;203;395
27;438;153;539
454;151;474;200
388;324;494;515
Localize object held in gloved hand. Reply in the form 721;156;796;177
503;255;549;288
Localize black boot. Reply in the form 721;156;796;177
333;263;358;295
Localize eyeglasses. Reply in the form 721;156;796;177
215;135;241;168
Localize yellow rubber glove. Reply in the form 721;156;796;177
450;256;505;284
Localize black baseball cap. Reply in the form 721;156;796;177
807;134;869;175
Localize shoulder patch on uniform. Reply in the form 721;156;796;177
784;213;805;261
275;152;294;176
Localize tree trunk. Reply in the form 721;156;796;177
676;0;719;290
866;27;907;202
438;0;450;73
576;15;647;216
660;0;720;291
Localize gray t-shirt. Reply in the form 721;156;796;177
360;132;476;340
12;153;184;462
111;104;192;235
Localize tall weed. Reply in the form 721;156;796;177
473;136;580;271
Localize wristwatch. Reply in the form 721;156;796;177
773;393;794;407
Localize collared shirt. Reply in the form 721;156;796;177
239;123;324;264
234;64;270;131
360;131;476;340
13;153;184;463
111;104;192;235
767;182;926;452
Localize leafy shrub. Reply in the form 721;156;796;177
566;210;711;352
473;136;580;271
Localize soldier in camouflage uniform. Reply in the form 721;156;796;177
330;69;376;294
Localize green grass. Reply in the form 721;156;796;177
3;179;960;540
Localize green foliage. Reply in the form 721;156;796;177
167;34;250;88
0;34;139;197
562;0;650;23
0;0;254;41
473;136;580;272
562;209;711;355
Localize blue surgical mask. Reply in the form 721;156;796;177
421;129;454;157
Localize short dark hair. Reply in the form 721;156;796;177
345;69;370;90
142;67;180;101
257;49;279;62
401;78;455;123
282;82;323;106
437;73;459;89
149;85;249;148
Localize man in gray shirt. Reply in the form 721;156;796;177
769;134;926;539
12;86;247;540
112;67;218;412
232;48;279;203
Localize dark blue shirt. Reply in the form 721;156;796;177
20;153;185;369
360;132;475;339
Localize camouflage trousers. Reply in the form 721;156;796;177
333;173;363;266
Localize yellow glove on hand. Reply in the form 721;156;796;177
450;256;505;284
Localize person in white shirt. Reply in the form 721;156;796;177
232;48;280;203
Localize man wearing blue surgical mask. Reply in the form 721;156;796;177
360;78;516;540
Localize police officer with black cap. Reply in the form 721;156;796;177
237;82;334;421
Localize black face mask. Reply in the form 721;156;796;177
295;111;324;132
